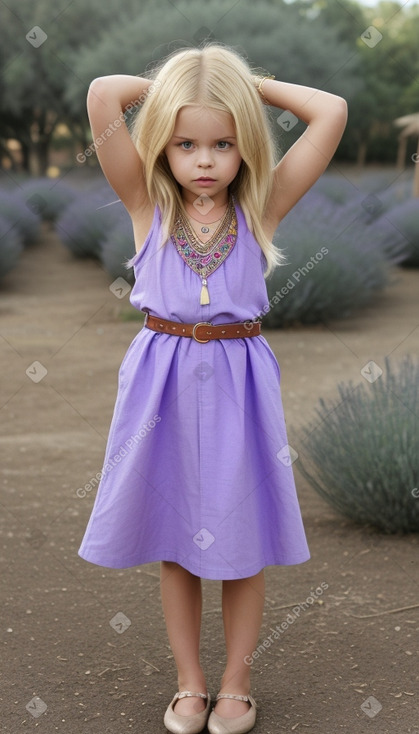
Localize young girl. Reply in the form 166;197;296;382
78;43;347;734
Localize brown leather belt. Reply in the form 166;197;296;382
143;312;261;343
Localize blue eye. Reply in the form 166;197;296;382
177;141;232;150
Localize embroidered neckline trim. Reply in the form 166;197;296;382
171;196;238;282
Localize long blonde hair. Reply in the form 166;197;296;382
130;43;285;276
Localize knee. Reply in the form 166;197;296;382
223;569;264;583
161;561;201;578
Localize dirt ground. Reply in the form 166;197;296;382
1;197;419;733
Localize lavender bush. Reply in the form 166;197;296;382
0;213;24;278
56;186;123;259
376;199;419;266
99;212;136;283
312;171;413;220
340;177;414;228
0;189;41;245
374;176;413;212
349;169;410;194
295;355;419;533
310;174;357;204
262;191;408;326
16;177;78;221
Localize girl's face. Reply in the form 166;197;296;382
164;105;242;208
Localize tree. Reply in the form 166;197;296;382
64;0;361;162
296;0;419;164
0;0;411;174
0;0;156;175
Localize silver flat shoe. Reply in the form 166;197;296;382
163;690;211;734
207;693;257;734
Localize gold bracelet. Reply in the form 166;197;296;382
257;75;275;105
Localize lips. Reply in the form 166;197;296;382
195;177;215;181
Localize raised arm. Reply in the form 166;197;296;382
85;75;155;214
258;78;348;229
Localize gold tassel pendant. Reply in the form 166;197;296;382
200;278;210;305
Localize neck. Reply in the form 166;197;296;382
180;188;230;210
183;194;231;221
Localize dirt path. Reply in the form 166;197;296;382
1;222;418;733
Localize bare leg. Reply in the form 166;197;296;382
160;561;208;715
215;569;265;718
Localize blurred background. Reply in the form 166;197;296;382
1;0;419;175
2;0;419;289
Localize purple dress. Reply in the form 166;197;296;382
78;199;310;579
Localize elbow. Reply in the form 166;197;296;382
324;92;347;112
330;96;348;126
88;77;104;92
88;76;111;95
335;96;348;116
87;77;109;106
335;98;348;137
317;93;348;124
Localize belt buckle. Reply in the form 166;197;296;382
192;321;212;343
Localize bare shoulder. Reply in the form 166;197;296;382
130;200;157;254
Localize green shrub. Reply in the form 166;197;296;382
296;355;419;533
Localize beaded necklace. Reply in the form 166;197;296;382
171;195;238;306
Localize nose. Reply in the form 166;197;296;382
197;147;214;167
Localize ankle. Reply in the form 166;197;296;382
177;673;207;693
219;673;251;695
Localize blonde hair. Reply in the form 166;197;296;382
130;43;285;276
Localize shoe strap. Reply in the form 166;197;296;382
215;693;250;702
177;690;209;700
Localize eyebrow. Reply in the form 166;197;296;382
172;135;237;140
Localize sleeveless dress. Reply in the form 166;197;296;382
78;198;310;580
